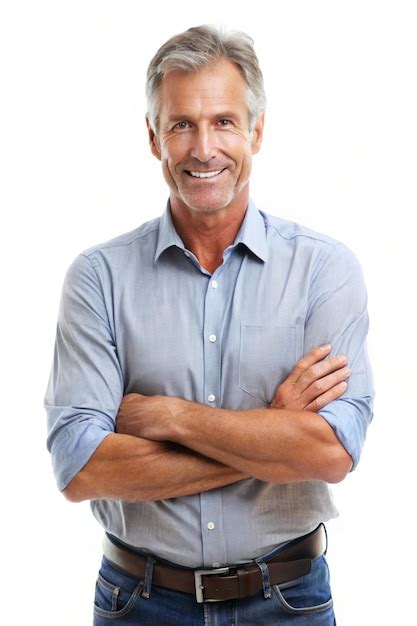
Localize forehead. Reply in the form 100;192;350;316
158;59;248;120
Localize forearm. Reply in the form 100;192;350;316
169;401;352;484
63;432;248;503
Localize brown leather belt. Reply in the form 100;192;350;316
102;524;327;603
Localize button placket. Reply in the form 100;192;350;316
200;272;227;567
203;275;221;410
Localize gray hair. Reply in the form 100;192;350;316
146;24;266;134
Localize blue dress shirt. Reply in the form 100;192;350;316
45;197;374;568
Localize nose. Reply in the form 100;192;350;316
189;126;217;162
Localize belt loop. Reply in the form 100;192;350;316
140;556;156;599
322;523;328;555
254;558;272;599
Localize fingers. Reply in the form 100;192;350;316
302;364;351;403
288;344;333;380
305;381;348;412
295;352;348;392
271;344;350;413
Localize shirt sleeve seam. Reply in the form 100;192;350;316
79;252;114;338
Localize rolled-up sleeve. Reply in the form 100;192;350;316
304;242;375;470
45;253;124;491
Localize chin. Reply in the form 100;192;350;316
178;191;236;214
187;203;226;214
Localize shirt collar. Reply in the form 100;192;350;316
154;196;268;265
233;197;268;263
154;198;186;264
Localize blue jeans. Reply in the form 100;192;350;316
93;552;336;625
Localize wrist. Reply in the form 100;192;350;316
163;396;190;442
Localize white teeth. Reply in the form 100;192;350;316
188;169;223;178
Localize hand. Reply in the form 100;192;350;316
116;393;184;441
271;344;350;412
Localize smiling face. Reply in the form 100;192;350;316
147;59;264;216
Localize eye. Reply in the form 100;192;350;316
174;121;190;130
218;119;232;127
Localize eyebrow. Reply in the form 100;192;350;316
166;111;242;124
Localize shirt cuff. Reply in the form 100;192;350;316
48;419;113;491
318;396;374;470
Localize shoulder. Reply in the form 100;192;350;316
78;216;161;263
260;209;360;268
63;216;161;290
262;210;340;248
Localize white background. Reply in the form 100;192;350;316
1;1;416;624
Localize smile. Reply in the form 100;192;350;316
186;169;225;179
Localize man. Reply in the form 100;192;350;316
45;24;374;625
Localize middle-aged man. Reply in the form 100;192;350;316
45;24;374;625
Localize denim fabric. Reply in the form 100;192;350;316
93;554;335;625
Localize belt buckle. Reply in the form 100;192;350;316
194;566;230;603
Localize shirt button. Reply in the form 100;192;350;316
207;394;216;403
209;334;217;343
211;280;218;289
207;522;215;530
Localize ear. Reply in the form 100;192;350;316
146;116;162;161
250;113;265;155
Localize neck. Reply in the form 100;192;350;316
169;193;249;274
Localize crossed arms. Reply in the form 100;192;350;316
64;345;353;503
47;244;373;503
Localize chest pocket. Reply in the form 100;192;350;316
238;324;297;403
